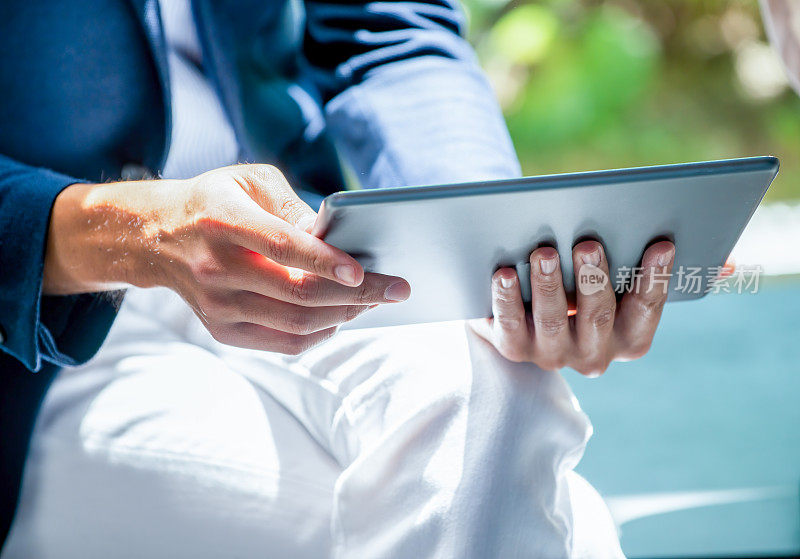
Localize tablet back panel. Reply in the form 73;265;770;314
319;157;778;329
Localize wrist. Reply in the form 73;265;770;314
43;182;127;294
43;179;179;294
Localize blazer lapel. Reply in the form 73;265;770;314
126;0;172;172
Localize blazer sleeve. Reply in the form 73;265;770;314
0;154;118;372
302;0;522;189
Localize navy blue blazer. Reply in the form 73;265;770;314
0;0;519;547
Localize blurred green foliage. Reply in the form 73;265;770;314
464;0;800;201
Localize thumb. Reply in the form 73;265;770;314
230;164;317;231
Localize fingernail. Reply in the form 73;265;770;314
335;265;357;285
657;247;674;268
384;281;410;302
581;249;601;267
500;276;515;289
296;214;316;232
540;257;557;275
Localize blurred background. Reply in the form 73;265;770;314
457;1;800;557
463;0;800;202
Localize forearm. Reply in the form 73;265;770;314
43;179;185;295
325;56;521;189
303;0;520;188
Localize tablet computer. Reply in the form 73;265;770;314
316;156;779;329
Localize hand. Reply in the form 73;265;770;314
470;240;675;376
44;164;410;354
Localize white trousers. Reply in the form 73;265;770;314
3;288;623;558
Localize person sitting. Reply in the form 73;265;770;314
0;0;675;556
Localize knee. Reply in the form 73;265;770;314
334;323;591;469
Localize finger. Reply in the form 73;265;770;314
572;241;616;375
227;248;411;306
225;291;373;334
223;323;339;355
529;247;571;369
230;164;317;232
468;318;495;344
489;268;532;362
614;241;675;359
226;201;364;287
